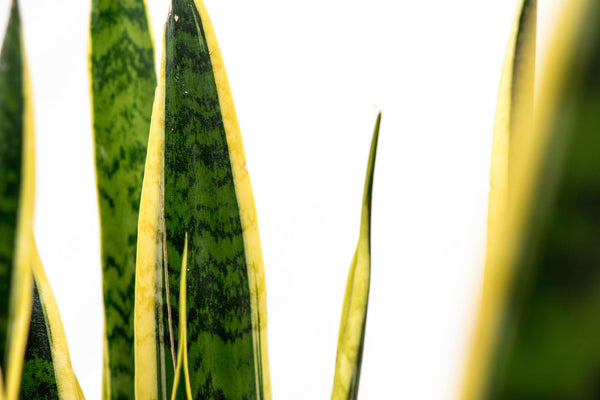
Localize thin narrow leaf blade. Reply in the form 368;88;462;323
461;1;537;398
331;113;381;400
170;234;192;400
135;1;271;398
0;2;34;398
89;0;156;398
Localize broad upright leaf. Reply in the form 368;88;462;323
0;2;34;398
135;1;271;399
460;0;537;398
331;113;381;400
89;0;156;398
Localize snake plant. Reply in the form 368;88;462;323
9;0;600;398
462;0;600;398
1;0;377;398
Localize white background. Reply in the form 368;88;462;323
1;0;563;398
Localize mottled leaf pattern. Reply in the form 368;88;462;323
135;1;270;399
19;283;58;400
89;0;156;398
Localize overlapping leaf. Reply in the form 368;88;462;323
460;0;537;398
134;1;271;398
1;2;82;399
0;2;34;399
331;114;380;400
463;0;600;398
89;0;156;398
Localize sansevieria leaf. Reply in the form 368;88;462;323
331;114;381;400
463;0;600;398
135;1;271;399
20;243;86;400
460;0;536;398
1;2;82;399
485;0;600;397
89;0;156;398
0;2;34;399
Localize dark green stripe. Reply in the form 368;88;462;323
164;1;257;398
19;282;58;400
488;2;600;398
90;0;156;398
508;0;536;184
0;0;23;372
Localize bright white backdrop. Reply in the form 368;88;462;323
1;0;562;398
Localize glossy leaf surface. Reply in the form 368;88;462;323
135;1;270;399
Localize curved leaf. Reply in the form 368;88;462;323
460;0;537;398
485;0;600;397
331;113;381;400
0;2;34;398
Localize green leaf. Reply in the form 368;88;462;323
89;0;156;398
460;0;537;398
134;1;271;399
484;0;600;397
331;113;380;400
170;234;192;400
20;244;85;400
0;2;34;398
1;3;82;399
463;0;600;398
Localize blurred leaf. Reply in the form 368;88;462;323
0;2;34;398
331;113;380;400
463;0;600;398
89;0;156;398
486;0;600;398
460;0;537;398
134;0;271;398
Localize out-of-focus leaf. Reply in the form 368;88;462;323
134;1;271;399
330;114;380;400
463;0;600;398
486;0;600;397
460;0;537;398
89;0;156;398
0;2;34;399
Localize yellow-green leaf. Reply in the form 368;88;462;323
1;2;82;399
20;242;85;400
462;0;600;398
460;0;537;398
0;2;34;398
134;1;271;398
331;113;381;400
89;0;156;397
